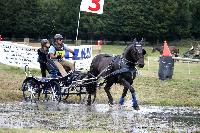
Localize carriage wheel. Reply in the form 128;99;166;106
22;78;40;102
44;80;61;103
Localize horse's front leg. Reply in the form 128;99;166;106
120;78;140;110
104;82;114;106
119;87;128;105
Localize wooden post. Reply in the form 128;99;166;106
187;62;191;75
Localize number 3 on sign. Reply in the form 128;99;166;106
88;0;100;11
80;0;104;14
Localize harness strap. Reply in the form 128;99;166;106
122;57;136;65
104;67;137;79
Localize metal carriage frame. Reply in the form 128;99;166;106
21;65;97;104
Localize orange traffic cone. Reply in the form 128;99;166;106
162;41;171;56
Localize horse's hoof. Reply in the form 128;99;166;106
86;102;91;106
108;102;114;107
132;105;140;110
87;103;91;106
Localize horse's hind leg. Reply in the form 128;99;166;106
86;92;97;105
119;87;128;105
120;78;139;110
87;94;91;105
104;82;113;106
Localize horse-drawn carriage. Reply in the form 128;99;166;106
21;61;97;104
21;38;146;110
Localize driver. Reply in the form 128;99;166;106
48;34;75;77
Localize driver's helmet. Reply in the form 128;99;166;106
54;34;63;40
41;39;49;47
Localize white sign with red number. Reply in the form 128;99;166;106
80;0;104;14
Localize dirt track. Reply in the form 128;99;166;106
0;101;199;132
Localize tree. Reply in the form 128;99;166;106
190;0;200;38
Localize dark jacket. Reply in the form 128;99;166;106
37;48;48;63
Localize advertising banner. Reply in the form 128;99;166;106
0;41;92;70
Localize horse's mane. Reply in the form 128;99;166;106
99;53;112;57
123;44;133;56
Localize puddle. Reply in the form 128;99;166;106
0;101;199;132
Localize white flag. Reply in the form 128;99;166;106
80;0;104;14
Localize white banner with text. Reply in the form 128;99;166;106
0;41;92;70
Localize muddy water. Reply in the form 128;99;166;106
0;101;199;132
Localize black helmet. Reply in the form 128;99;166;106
54;34;63;40
41;39;49;47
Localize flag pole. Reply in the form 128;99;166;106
75;10;81;45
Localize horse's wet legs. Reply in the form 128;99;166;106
87;94;91;105
86;92;96;105
121;78;139;110
37;90;41;101
104;83;113;106
119;87;128;105
131;91;139;110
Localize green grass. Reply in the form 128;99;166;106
0;44;200;106
0;64;40;102
135;55;200;106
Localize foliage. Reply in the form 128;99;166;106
190;0;200;38
0;0;199;43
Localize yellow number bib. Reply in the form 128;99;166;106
56;51;65;57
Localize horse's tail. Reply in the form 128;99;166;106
89;54;102;77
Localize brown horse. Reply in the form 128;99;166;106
88;39;146;110
152;45;179;57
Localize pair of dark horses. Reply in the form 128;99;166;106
86;39;146;110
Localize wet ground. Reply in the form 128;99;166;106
0;101;199;132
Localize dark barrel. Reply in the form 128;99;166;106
158;56;174;80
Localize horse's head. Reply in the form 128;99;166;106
123;38;146;68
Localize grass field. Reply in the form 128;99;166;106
0;44;199;106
